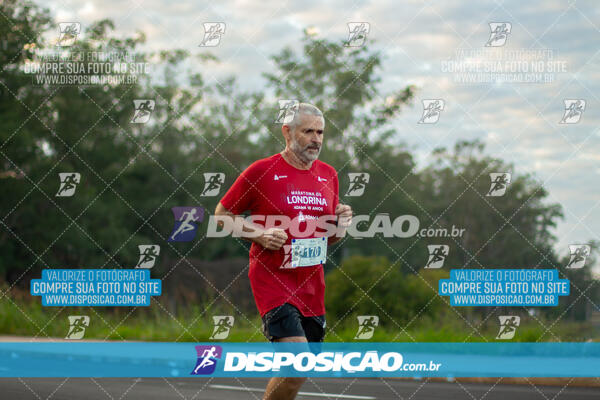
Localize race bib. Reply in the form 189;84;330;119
290;237;327;268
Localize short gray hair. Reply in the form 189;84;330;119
286;103;324;131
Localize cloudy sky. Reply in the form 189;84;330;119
39;0;600;273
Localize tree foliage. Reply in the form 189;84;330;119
0;0;596;325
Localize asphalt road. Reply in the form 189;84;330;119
1;377;599;400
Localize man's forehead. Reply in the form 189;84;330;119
297;113;324;130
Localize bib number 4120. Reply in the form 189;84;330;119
290;237;327;268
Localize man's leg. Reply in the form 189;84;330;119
262;335;307;400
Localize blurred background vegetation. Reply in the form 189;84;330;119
0;0;598;342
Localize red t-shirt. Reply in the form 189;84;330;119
219;153;339;317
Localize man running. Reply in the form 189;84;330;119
215;103;352;400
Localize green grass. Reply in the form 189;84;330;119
1;294;597;342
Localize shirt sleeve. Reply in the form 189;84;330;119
219;165;257;214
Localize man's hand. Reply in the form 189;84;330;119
335;203;353;228
259;228;288;250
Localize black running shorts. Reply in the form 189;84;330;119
261;303;326;342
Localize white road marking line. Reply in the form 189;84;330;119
209;384;376;399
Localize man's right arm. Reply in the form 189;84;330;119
214;202;287;250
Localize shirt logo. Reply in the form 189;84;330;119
191;345;222;375
274;174;287;181
317;176;327;182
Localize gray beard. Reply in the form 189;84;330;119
290;139;321;163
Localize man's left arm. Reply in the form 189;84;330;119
329;203;352;245
328;172;352;245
